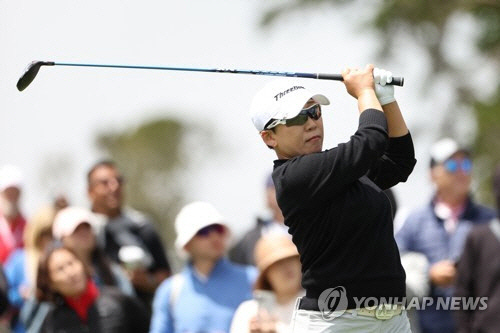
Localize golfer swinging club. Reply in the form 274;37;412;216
250;64;416;332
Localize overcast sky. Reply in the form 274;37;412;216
1;0;462;239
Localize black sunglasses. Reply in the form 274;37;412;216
265;104;322;130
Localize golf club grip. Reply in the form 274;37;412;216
317;73;404;86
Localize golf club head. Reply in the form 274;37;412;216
16;61;54;91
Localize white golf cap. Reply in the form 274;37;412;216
174;201;228;250
429;137;470;166
250;79;330;131
52;206;96;239
0;165;23;192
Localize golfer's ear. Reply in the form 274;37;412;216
260;130;277;149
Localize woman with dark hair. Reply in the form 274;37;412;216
36;244;149;333
51;207;134;295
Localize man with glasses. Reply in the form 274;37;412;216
150;201;256;333
251;65;416;332
87;160;171;313
396;138;495;333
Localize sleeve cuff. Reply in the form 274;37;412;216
358;109;388;131
387;132;415;156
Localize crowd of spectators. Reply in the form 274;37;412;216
0;134;499;333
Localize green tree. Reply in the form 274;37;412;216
94;115;215;264
262;0;500;204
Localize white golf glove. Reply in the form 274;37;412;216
373;67;395;106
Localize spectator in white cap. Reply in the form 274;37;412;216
0;165;27;263
52;206;134;296
150;201;257;333
396;137;495;333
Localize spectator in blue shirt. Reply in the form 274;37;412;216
149;201;257;333
395;138;495;333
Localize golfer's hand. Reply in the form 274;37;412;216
342;64;376;99
373;68;396;105
429;260;456;287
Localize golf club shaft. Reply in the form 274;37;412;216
16;60;404;91
53;62;403;85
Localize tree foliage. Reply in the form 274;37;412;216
95;116;214;254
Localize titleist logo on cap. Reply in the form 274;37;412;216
274;86;305;101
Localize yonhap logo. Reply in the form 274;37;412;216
318;286;348;320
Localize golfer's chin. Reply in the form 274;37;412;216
304;138;323;154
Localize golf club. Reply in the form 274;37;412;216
16;60;404;91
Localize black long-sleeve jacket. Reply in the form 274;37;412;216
273;109;416;309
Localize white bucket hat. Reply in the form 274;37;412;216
174;201;228;251
250;79;330;131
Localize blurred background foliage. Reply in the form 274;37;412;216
262;0;500;205
94;115;215;264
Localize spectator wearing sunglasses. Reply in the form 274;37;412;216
396;137;495;333
250;66;416;332
149;201;257;333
